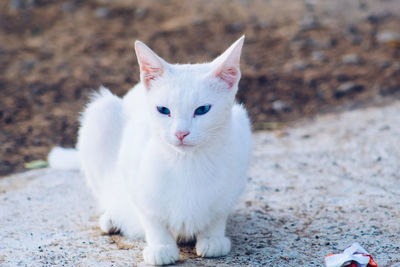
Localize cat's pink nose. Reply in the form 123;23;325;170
175;131;190;141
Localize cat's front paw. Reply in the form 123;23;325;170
143;244;179;265
99;213;120;234
196;236;231;258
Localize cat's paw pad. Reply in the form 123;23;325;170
99;213;120;234
143;244;179;265
196;236;231;257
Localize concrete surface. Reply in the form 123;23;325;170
1;102;400;266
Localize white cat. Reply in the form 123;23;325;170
49;36;252;265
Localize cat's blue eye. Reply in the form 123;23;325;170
194;105;211;116
157;106;171;116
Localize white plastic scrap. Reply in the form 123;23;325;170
325;243;372;267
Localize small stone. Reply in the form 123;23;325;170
379;61;391;69
304;0;317;11
272;100;290;112
292;61;309;71
347;25;358;35
300;14;319;31
377;31;400;47
366;14;380;24
329;38;338;47
347;35;362;45
342;54;361;65
336;74;349;82
9;0;24;10
226;22;244;34
62;2;76;13
135;7;148;20
393;62;400;71
19;59;37;73
311;51;327;62
334;82;364;98
95;7;110;18
290;38;316;51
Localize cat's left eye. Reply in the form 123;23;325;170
157;106;171;116
194;105;211;116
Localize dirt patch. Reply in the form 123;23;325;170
1;0;400;176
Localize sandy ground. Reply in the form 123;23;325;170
1;102;400;266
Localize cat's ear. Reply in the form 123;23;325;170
134;41;167;89
209;35;245;89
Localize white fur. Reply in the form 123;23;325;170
48;147;79;170
60;36;251;265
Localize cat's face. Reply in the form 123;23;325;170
135;37;244;152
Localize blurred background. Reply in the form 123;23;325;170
0;0;399;176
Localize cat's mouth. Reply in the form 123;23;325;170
176;143;194;147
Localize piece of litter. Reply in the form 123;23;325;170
24;160;49;169
325;242;378;267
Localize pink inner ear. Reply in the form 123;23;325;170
216;67;238;88
141;63;163;89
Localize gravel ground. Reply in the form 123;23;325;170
1;102;400;266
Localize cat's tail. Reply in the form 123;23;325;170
48;146;80;170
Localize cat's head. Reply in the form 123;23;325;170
134;36;244;152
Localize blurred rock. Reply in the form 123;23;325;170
95;7;110;18
9;0;38;9
292;61;309;71
379;86;400;96
226;22;245;34
19;59;37;74
377;31;400;47
62;2;76;13
135;7;148;20
336;73;350;82
379;60;391;69
347;25;358;35
0;160;12;176
9;0;24;9
300;14;319;31
345;26;362;45
342;54;361;65
366;14;381;24
329;38;338;47
366;12;392;24
304;0;317;11
311;51;327;62
290;37;316;51
272;100;290;112
335;82;364;98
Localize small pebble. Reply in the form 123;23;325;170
311;51;327;62
95;7;110;18
62;2;76;13
226;22;245;34
9;0;24;10
292;61;309;71
135;7;148;20
272;100;290;112
300;13;319;31
342;54;361;65
334;82;364;98
377;31;400;46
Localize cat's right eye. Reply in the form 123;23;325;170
157;106;171;116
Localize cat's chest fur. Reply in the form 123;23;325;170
122;127;237;236
141;151;227;235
